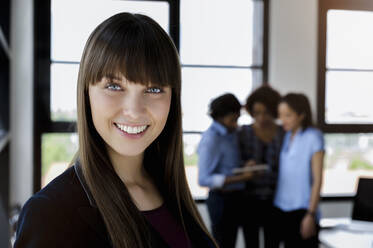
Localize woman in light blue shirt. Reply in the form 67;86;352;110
273;93;324;248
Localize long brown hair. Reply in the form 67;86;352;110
76;13;215;247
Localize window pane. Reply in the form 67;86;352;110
42;133;78;188
327;10;373;70
180;0;262;66
323;133;373;195
51;63;78;121
181;67;259;132
325;71;373;124
183;134;208;199
51;0;169;62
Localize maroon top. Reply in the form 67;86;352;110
142;204;192;248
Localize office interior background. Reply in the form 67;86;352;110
1;0;373;247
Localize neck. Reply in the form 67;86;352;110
291;126;302;138
217;120;235;133
107;148;147;185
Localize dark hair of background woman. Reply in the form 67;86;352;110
245;85;281;118
209;93;241;120
280;93;313;130
76;13;215;248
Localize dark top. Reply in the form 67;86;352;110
14;163;215;248
143;204;192;248
238;124;285;200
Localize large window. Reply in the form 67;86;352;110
35;0;268;198
318;0;373;196
180;0;268;199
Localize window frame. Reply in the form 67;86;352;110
33;0;269;193
317;0;373;133
317;0;373;199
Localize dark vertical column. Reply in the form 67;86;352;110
34;0;52;192
262;0;269;83
0;0;10;216
169;0;180;51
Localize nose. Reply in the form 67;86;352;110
121;92;146;120
256;113;265;123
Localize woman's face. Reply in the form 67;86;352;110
251;102;275;128
89;75;172;158
278;102;304;132
220;112;240;133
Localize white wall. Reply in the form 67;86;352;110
269;0;319;117
10;0;34;206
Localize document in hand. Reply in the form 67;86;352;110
232;164;269;174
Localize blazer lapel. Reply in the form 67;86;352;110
73;163;111;245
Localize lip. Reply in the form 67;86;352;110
113;122;149;139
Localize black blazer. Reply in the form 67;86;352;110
14;164;215;248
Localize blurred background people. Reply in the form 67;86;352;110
238;85;284;248
273;93;324;248
198;93;253;248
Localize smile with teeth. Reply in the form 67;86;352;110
115;123;148;134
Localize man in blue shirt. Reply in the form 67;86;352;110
198;93;253;248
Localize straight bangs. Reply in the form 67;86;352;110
83;13;180;91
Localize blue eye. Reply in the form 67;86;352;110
106;83;122;91
146;87;163;94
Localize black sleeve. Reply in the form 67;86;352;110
14;195;67;248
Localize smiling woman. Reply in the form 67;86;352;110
14;13;217;248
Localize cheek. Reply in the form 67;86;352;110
158;100;171;124
283;117;293;125
89;91;117;127
280;116;291;126
290;116;299;125
147;96;171;126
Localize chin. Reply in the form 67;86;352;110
109;144;147;158
119;149;146;157
283;126;291;132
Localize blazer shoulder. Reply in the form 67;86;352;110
15;190;73;247
14;167;94;248
36;166;89;207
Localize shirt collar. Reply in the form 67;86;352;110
211;121;229;135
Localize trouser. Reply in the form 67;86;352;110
273;207;319;248
242;197;279;248
206;190;244;248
